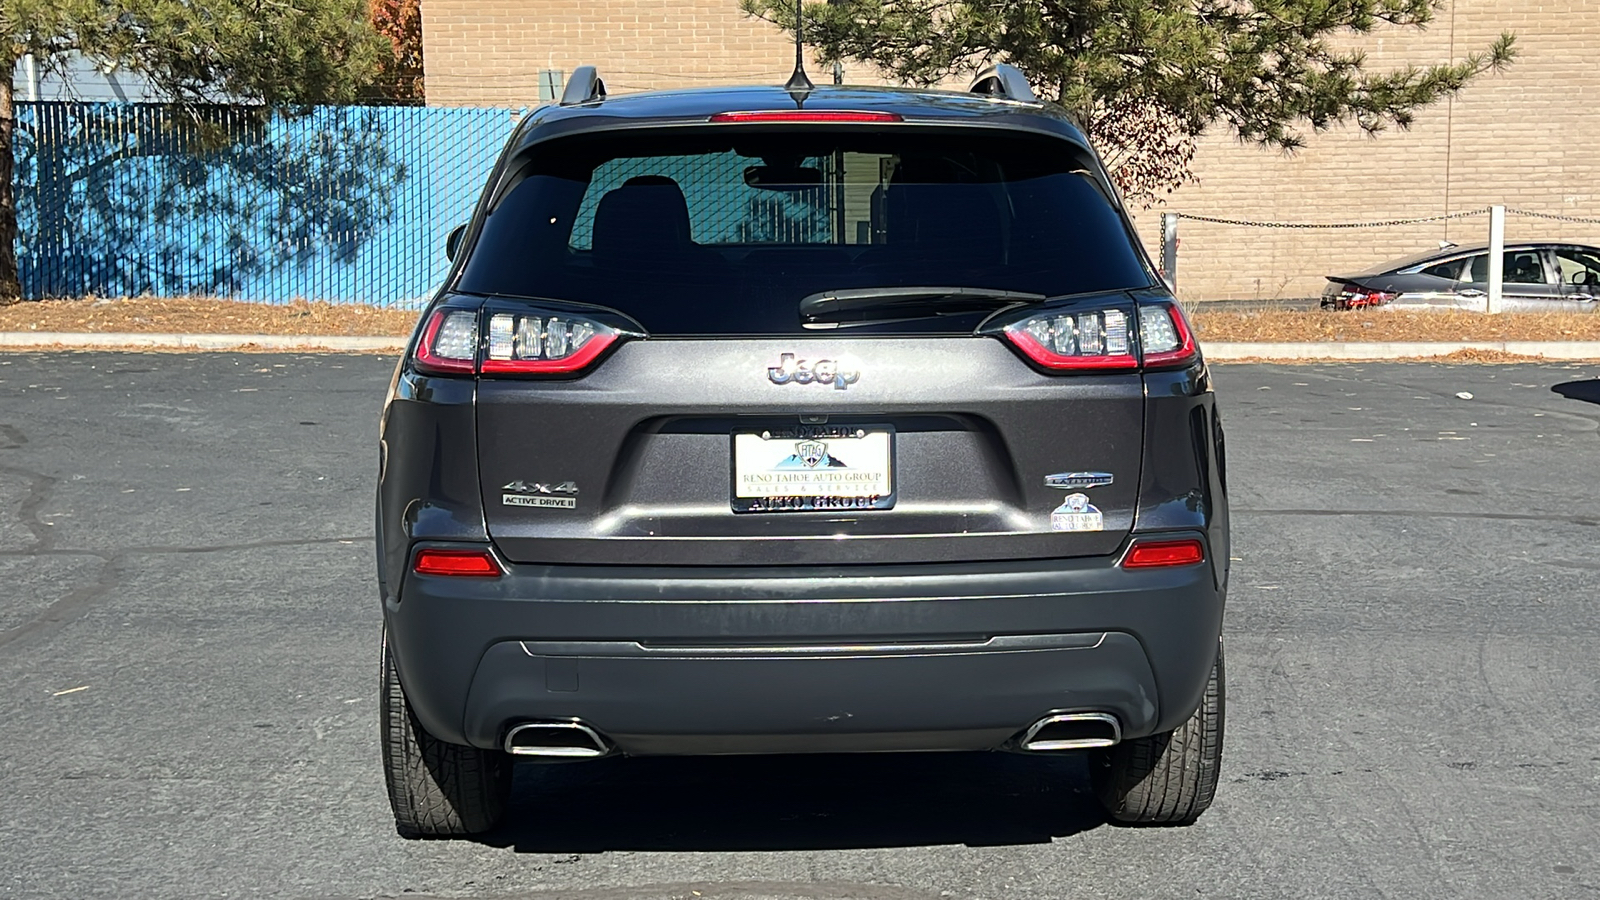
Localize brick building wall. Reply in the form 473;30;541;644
421;0;824;104
421;0;1600;300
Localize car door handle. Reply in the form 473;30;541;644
1457;289;1486;298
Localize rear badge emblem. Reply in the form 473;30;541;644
1051;493;1104;533
767;353;860;391
778;440;845;469
503;480;578;509
1045;472;1114;490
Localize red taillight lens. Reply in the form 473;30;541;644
413;548;503;577
709;110;904;124
1002;308;1138;370
411;308;624;376
1138;303;1199;368
1123;538;1206;569
479;312;620;374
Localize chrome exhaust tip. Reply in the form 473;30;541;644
503;720;611;758
1019;712;1122;751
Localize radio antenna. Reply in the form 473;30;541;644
783;0;815;93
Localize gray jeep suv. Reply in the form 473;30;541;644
376;65;1228;837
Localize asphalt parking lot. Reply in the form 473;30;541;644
2;353;1598;900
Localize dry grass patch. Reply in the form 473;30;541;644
1190;309;1600;343
0;296;419;336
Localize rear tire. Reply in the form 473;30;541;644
1092;641;1225;825
380;632;511;837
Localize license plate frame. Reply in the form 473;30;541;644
731;425;896;513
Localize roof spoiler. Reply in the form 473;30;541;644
560;65;607;106
969;64;1036;103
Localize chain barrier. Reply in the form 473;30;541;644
1173;207;1600;230
1172;208;1492;230
1505;208;1600;226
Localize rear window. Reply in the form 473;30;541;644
457;128;1152;335
1420;260;1464;280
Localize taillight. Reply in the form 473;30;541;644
413;309;478;375
1002;308;1137;370
413;548;503;577
411;307;625;376
1122;538;1206;569
1326;285;1397;310
999;301;1198;371
480;312;619;374
1138;302;1199;368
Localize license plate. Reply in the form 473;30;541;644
732;426;895;513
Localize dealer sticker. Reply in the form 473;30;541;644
1051;493;1104;533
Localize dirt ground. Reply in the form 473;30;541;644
0;297;421;336
1190;308;1600;342
3;297;1600;344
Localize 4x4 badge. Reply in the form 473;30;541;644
503;480;578;509
767;353;860;391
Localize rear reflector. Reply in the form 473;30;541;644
1122;539;1206;569
709;110;904;124
413;549;503;577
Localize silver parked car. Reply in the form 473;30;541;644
1322;242;1600;311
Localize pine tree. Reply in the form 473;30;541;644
742;0;1515;207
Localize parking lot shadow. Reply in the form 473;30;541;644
1553;380;1600;406
481;751;1105;852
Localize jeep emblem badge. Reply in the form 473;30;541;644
767;353;860;391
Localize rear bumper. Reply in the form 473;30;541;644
385;538;1224;754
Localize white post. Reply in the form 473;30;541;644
1486;205;1506;314
22;53;41;102
1161;213;1179;293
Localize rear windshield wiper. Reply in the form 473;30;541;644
799;286;1048;329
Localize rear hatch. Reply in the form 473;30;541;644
444;122;1177;566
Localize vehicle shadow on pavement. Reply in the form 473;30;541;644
1552;380;1600;406
481;751;1106;852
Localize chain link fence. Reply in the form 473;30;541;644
15;101;516;306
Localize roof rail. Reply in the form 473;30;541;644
560;65;607;107
969;64;1036;103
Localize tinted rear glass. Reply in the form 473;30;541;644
458;128;1151;335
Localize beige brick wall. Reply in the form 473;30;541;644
423;0;1600;300
421;0;840;104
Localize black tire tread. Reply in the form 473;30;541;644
1094;642;1225;825
380;636;511;837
